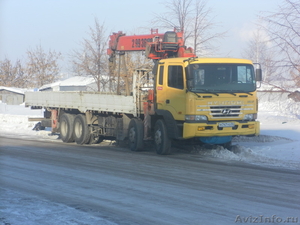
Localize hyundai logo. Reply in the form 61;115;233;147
222;109;231;115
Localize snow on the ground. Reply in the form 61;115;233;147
0;188;117;225
0;103;58;141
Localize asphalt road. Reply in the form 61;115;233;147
1;136;299;225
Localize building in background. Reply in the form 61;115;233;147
0;87;26;105
39;76;97;92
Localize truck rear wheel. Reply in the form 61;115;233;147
128;118;144;151
60;114;75;143
73;114;90;145
154;119;171;155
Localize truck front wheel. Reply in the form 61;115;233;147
128;118;144;151
73;114;90;145
154;119;171;155
60;113;75;143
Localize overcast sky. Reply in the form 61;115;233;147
0;0;282;71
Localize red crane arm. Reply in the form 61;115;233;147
107;29;164;54
107;29;195;60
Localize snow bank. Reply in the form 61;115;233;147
195;135;300;169
0;104;58;141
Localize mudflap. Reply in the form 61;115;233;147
199;136;233;150
199;136;232;145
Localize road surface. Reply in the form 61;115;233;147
0;136;299;225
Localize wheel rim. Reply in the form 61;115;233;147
61;120;67;136
154;129;162;147
74;120;83;138
129;127;136;144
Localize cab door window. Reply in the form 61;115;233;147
168;65;184;89
158;66;164;85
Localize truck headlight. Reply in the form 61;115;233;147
243;113;257;121
185;115;208;122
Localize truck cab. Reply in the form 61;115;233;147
151;57;260;153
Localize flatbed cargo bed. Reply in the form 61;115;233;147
25;91;136;114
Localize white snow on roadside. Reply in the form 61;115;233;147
0;103;58;141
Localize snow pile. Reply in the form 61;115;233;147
197;141;300;169
0;114;55;140
0;104;58;140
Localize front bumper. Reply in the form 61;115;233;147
183;121;260;139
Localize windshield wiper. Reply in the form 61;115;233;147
217;90;253;96
187;89;201;98
219;90;237;96
234;90;253;96
196;89;219;96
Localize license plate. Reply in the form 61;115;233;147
219;122;235;127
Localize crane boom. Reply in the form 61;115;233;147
107;29;195;60
107;29;163;54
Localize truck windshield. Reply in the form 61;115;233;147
187;63;256;93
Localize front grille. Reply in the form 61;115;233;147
210;105;241;118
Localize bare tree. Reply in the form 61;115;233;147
26;45;61;88
242;27;277;84
0;58;28;88
152;0;225;55
153;0;193;37
117;52;153;94
191;0;225;55
260;0;300;87
72;19;108;92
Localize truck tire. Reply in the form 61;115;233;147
154;119;171;155
73;114;90;145
128;118;144;151
60;114;75;143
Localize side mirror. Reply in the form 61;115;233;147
186;66;193;80
256;68;262;81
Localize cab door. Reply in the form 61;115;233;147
155;64;166;110
156;63;186;121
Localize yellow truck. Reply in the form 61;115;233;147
25;30;262;154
